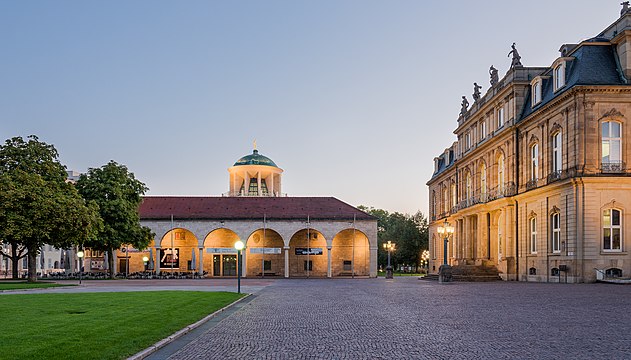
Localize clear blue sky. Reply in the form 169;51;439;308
0;1;620;215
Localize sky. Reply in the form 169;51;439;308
0;1;621;215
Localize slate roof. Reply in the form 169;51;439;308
520;43;626;120
139;196;375;221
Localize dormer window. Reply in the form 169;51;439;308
532;79;542;106
554;62;565;91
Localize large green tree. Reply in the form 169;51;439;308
359;206;428;271
75;161;153;277
0;136;101;282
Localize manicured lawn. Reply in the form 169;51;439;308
0;281;74;290
0;291;243;359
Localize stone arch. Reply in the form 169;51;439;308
203;228;241;277
159;228;199;273
288;228;327;277
245;228;284;277
331;229;370;276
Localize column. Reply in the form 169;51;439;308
257;172;262;196
327;246;332;278
270;173;275;196
284;246;290;278
242;247;247;278
155;247;160;275
198;247;204;276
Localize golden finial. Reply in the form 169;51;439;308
253;139;257;151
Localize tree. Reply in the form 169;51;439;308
0;136;101;282
358;206;429;272
75;161;153;278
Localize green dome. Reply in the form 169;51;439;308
233;150;278;167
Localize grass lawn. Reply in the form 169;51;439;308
0;291;243;359
0;281;75;291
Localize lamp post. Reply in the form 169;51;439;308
142;256;149;271
76;250;84;285
437;219;455;283
234;240;244;294
421;250;430;273
382;241;395;279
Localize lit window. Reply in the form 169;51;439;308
532;80;542;105
602;121;622;167
530;217;537;254
498;107;505;128
531;144;538;181
603;209;622;252
551;213;561;253
554;63;565;91
553;132;562;172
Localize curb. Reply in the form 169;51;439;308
128;293;252;360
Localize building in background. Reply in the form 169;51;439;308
428;6;631;282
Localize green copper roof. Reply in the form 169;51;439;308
233;150;278;167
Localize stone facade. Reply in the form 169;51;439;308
428;9;631;283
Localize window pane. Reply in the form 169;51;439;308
612;122;621;138
603;228;611;249
611;140;621;161
612;229;621;250
603;210;611;227
602;141;610;163
602;122;610;138
612;209;620;226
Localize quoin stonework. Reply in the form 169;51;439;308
428;8;631;283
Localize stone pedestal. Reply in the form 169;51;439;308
385;265;393;279
439;264;453;283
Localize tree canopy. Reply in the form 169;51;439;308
358;206;428;271
75;160;153;276
0;136;101;281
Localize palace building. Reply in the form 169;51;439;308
427;6;631;282
113;147;378;278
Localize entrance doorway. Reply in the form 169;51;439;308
211;254;237;277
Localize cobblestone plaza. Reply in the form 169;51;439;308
150;278;631;359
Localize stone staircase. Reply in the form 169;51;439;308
421;264;502;282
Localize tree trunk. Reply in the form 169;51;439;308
11;245;19;280
108;248;115;279
27;247;38;283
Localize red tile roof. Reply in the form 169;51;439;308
139;196;375;221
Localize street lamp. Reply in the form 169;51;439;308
234;240;244;294
382;241;395;279
76;250;84;285
421;250;430;273
436;219;454;265
142;256;149;271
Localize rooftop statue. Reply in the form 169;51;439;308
473;83;482;102
508;42;522;68
460;96;469;117
489;66;499;86
622;1;630;16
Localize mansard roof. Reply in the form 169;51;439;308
520;43;626;120
139;196;375;221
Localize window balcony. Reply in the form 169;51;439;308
601;161;626;173
526;178;538;191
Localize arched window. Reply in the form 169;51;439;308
532;80;542;105
603;209;622;252
480;163;487;201
530;216;537;254
602;121;622;171
551;212;561;253
529;267;537;275
553;132;562;173
530;144;539;181
605;268;623;278
498;154;505;193
554;63;565;90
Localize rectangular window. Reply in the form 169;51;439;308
555;64;565;90
531;144;538;181
263;260;272;271
530;217;537;254
498;108;505;128
553;132;562;172
343;260;352;271
551;213;561;253
603;209;622;251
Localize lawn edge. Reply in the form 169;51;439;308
127;293;252;360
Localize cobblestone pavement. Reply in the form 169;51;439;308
168;278;631;360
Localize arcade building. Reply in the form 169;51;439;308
113;148;378;278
